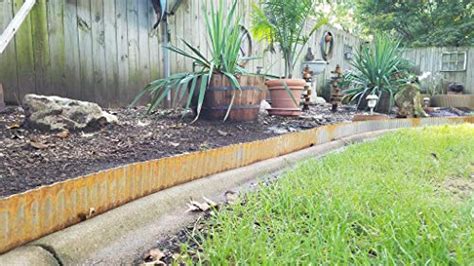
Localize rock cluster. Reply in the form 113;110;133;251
22;94;118;131
395;84;428;118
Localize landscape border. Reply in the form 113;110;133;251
1;116;473;254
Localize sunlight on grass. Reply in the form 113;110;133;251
194;125;474;265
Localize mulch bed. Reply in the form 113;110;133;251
0;104;359;198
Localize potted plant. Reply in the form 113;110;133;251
251;0;327;116
343;35;409;113
133;0;263;122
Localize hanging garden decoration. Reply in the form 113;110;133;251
320;31;334;61
151;0;167;29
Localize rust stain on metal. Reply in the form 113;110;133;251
410;118;422;127
0;117;473;254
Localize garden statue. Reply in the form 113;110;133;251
330;65;343;112
321;32;334;61
395;84;428;118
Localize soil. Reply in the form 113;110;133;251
0;104;358;198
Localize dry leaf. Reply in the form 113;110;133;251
217;130;228;136
7;123;20;129
30;141;49;150
86;207;96;219
203;196;218;208
224;191;239;205
81;132;96;138
187;200;211;212
56;129;70;139
169;142;180;147
137;120;151;127
143;248;165;264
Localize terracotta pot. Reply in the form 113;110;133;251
265;79;305;116
198;74;265;122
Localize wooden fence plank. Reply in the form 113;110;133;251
148;1;160;82
115;0;130;104
137;0;151;89
64;0;82;100
103;0;119;106
76;0;94;102
91;0;107;106
30;0;50;95
126;0;140;103
13;0;36;99
47;0;66;97
0;0;19;103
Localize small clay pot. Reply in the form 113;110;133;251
265;79;305;115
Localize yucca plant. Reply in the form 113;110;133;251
133;0;248;121
343;35;406;111
251;0;327;78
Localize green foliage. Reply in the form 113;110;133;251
343;35;407;109
251;0;327;78
355;0;474;47
133;0;246;121
191;125;474;264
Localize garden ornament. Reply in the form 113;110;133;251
366;94;379;115
151;0;167;29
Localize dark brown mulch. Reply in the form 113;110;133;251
0;104;358;198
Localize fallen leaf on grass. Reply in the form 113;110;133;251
224;190;239;205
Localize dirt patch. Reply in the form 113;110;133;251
0;104;357;198
442;176;474;201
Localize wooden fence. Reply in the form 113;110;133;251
0;0;361;106
402;47;473;94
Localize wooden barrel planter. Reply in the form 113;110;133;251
200;74;265;122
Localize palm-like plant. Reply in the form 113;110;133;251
343;35;406;110
251;0;327;78
133;0;247;121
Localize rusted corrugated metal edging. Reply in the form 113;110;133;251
0;117;473;254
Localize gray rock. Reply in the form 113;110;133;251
395;84;428;118
267;126;289;135
259;100;271;114
23;94;118;131
314;97;327;105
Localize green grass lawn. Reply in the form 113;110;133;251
192;125;474;265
